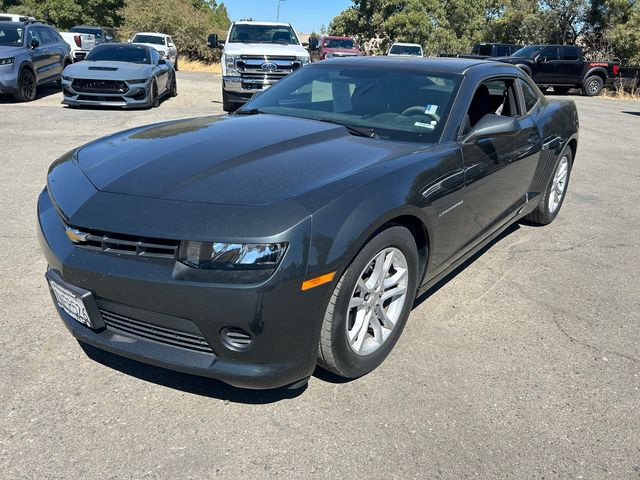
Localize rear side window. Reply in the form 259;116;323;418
476;44;493;56
496;45;510;57
562;46;580;61
37;27;55;44
539;47;559;62
520;79;540;113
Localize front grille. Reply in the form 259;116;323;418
66;224;179;259
72;78;129;94
101;309;215;354
237;55;302;87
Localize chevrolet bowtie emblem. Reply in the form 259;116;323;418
65;227;88;243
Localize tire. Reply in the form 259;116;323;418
554;86;571;95
13;68;36;102
149;80;159;108
582;75;604;96
317;226;419;378
222;89;238;112
173;57;179;71
525;148;573;225
169;74;177;97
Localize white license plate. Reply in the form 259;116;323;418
49;280;92;328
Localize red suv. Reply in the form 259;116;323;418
308;36;362;61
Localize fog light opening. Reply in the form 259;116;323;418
221;327;253;351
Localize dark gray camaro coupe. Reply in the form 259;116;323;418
38;57;578;389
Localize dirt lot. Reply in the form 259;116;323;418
1;72;639;479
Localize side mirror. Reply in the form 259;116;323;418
207;33;219;49
158;58;167;65
127;38;132;43
462;114;520;144
302;42;309;47
30;38;39;49
308;37;319;51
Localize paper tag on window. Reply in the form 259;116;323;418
414;122;436;130
425;104;438;115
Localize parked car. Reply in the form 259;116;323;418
0;13;35;22
458;42;521;59
38;57;579;390
70;25;118;44
130;32;179;70
0;20;71;101
308;35;362;61
495;45;619;96
61;43;176;109
60;31;96;62
387;43;423;57
207;21;310;112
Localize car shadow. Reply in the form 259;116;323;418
0;85;61;104
78;342;307;404
622;111;640;117
78;222;523;399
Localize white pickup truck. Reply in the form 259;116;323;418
60;32;96;62
208;21;310;112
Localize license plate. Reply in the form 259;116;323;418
49;280;92;328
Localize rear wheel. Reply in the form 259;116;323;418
582;75;604;96
13;69;36;102
317;226;419;378
525;148;573;225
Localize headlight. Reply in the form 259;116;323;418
179;241;288;270
224;55;240;76
127;78;148;84
0;57;15;66
299;55;311;65
324;53;333;60
62;76;71;81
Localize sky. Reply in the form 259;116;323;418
222;0;354;34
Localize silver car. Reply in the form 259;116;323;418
61;43;176;109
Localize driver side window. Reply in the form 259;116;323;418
462;78;520;135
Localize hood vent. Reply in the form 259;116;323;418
88;66;118;71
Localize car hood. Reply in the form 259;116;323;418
64;61;152;79
0;45;25;57
71;114;418;207
324;48;360;56
223;42;308;58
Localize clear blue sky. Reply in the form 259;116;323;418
222;0;353;34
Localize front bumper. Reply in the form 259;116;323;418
0;64;19;94
38;188;331;389
61;78;152;109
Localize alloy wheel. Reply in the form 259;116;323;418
22;71;35;99
548;155;569;214
589;80;600;93
346;247;409;356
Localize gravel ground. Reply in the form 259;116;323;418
0;72;639;479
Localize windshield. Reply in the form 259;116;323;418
0;26;23;46
229;24;299;45
86;45;150;64
325;38;355;50
71;27;102;38
511;46;543;57
389;45;422;56
132;34;165;46
240;64;460;143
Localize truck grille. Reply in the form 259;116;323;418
72;79;129;94
101;309;215;354
65;224;179;259
237;55;302;88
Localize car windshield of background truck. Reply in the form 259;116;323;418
229;24;300;45
325;38;355;49
242;65;461;143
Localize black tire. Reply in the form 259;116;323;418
169;74;178;97
554;86;571;95
525;148;573;225
13;68;36;102
222;90;237;112
317;226;419;378
582;75;604;96
173;57;179;71
149;80;159;108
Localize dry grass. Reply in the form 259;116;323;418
602;88;640;101
178;59;222;74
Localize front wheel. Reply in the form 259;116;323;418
13;69;36;102
169;74;177;97
317;226;419;378
582;75;604;96
148;80;159;108
525;148;573;225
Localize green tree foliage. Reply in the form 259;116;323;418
4;0;125;28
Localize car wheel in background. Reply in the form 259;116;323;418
525;148;573;225
317;226;419;379
582;75;604;96
174;57;179;71
149;80;159;108
169;74;177;97
13;69;36;102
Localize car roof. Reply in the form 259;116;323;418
94;42;152;50
391;43;422;47
234;21;291;27
134;32;169;37
0;20;43;27
318;56;521;75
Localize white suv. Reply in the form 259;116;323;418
130;32;179;70
208;21;310;112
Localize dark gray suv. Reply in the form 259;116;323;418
0;20;71;101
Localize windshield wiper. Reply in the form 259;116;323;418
312;118;378;139
234;108;264;115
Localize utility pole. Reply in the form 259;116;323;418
277;0;287;22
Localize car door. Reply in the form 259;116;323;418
557;46;583;84
458;77;541;247
151;49;169;93
25;28;50;82
34;27;61;80
534;46;560;84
